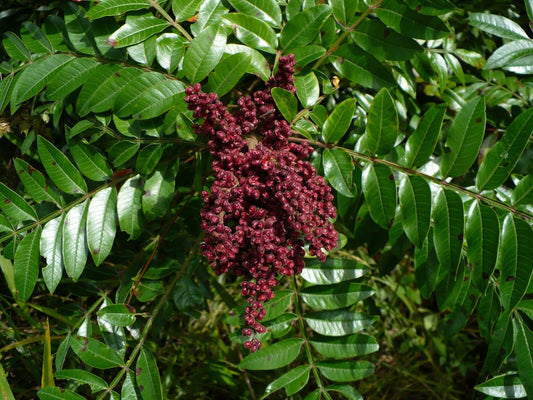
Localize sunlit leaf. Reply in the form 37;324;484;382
317;360;374;382
238;338;304;370
265;365;311;397
62;201;89;281
280;5;331;51
302;258;369;285
41;216;64;294
304;310;377;336
309;334;379;359
86;0;151;19
183;25;227;83
300;282;374;310
475;372;526;398
87;188;117;266
322;98;356;143
223;13;277;53
117;175;144;240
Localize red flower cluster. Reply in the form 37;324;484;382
185;55;338;352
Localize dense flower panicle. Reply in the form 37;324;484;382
185;55;338;352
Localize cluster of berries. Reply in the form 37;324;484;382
185;55;338;352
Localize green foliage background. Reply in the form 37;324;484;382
0;0;533;399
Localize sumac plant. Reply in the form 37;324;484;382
0;0;533;399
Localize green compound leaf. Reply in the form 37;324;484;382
432;189;464;278
304;310;377;336
117;175;144;240
475;372;526;398
121;370;139;400
11;54;74;106
86;0;151;19
77;66;143;116
44;58;99;101
142;166;176;221
55;369;108;392
2;32;31;61
265;365;311;397
224;44;270;81
441;96;486;178
108;12;169;48
136;347;163;400
476;108;533;191
238;338;304;370
365;88;398;156
465;202;499;291
485;40;533;70
332;45;395;89
329;0;357;26
87;187;117;266
376;0;449;40
135;144;163;176
317;360;374;382
14;227;41;301
69;140;113;182
280;5;331;51
322;98;356;144
351;19;422;62
156;33;185;73
271;87;298;123
108;141;141;168
183;25;227;83
62;200;89;281
301;258;369;285
292;45;326;68
322;148;355;198
294;71;320;109
361;163;396;229
399;175;431;248
309;334;379;359
513;319;533;397
263;290;292;322
71;336;124;369
206;53;251;97
470;12;529;40
227;0;282;27
114;72;185;119
14;159;61;206
37;136;87;195
483;311;512;372
0;182;38;222
327;384;363;400
172;0;202;22
97;304;136;327
41;216;64;294
300;282;374;310
404;105;446;168
38;386;87;400
223;13;277;53
498;214;533;311
513;175;533;206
